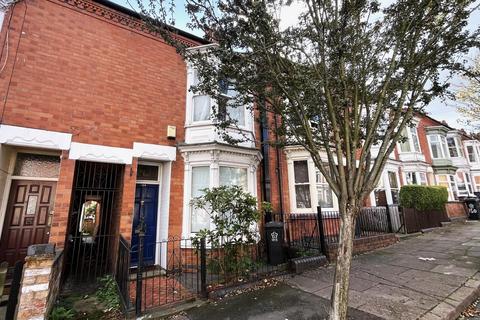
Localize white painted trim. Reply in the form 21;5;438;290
0;147;15;240
180;146;259;239
69;142;133;164
158;162;172;268
10;176;58;182
133;143;176;162
0;124;72;150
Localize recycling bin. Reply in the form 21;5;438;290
465;197;480;220
265;221;285;265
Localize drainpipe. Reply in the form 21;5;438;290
273;113;284;219
259;102;271;205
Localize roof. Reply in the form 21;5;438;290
93;0;210;45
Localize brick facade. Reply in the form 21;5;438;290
0;0;205;248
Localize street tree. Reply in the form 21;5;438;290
135;0;479;318
456;55;480;129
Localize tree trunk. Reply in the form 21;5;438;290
329;204;358;320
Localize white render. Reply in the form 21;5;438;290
0;124;72;150
133;142;176;162
69;142;133;164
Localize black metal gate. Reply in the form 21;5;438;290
65;161;124;282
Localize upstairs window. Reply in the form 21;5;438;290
429;135;449;159
399;126;421;153
293;161;311;209
410;127;421;152
218;80;245;126
467;146;478;163
447;137;463;158
192;70;211;122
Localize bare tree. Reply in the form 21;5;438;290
134;0;479;318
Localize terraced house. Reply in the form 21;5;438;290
0;0;286;318
0;0;478;319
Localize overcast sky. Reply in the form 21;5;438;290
113;0;480;130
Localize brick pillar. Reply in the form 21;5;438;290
16;244;63;320
49;151;75;248
118;158;137;241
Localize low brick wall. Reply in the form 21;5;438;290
445;201;467;219
16;244;64;320
326;234;398;261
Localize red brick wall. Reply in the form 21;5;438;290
0;0;202;244
49;151;75;247
255;110;290;215
416;116;441;165
445;201;467;218
326;234;398;260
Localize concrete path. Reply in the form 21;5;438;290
287;220;480;320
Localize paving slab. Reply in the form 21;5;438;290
287;221;480;320
184;283;381;320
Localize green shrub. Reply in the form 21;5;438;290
49;306;75;320
191;186;261;278
95;275;120;310
399;185;448;211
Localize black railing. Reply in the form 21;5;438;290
201;237;287;293
114;234;288;316
66;234;118;282
116;236;132;312
283;206;393;247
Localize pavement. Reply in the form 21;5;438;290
176;220;480;320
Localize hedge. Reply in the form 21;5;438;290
399;185;448;211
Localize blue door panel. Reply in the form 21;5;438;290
131;184;159;266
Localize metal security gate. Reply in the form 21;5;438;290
65;161;124;282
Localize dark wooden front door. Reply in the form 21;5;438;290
0;180;56;267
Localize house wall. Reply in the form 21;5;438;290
0;0;204;247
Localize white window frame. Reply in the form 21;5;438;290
404;171;427;186
316;169;335;210
446;136;463;158
398;125;421;153
182;153;257;239
287;157;338;213
218;81;247;129
427;134;449;160
466;144;479;164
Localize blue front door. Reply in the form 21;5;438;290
131;184;159;266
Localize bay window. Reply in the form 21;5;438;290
193;96;211;121
456;171;469;197
474;175;480;191
399;126;421;153
447;137;463;158
405;172;427;185
388;171;400;204
449;175;458;200
316;170;334;208
429;135;449;159
467;145;478;163
465;172;474;194
436;174;458;200
293;160;312;209
219;166;248;189
219;81;246;126
191;166;210;232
